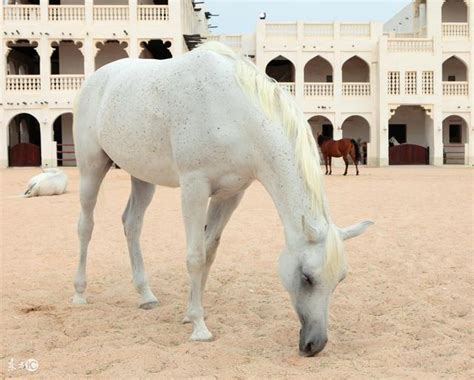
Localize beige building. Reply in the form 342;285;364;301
1;0;473;167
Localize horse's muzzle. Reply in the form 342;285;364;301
299;328;328;357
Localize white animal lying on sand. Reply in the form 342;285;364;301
23;168;68;197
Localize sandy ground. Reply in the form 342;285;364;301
0;166;472;378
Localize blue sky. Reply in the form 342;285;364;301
205;1;412;33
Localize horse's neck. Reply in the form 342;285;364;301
257;147;320;248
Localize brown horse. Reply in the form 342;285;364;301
317;134;361;176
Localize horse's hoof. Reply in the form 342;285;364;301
72;293;87;305
343;173;347;176
139;300;159;310
190;329;213;342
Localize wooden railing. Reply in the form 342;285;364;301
93;6;129;21
387;38;433;52
342;83;371;96
6;75;41;91
50;75;85;91
442;23;469;38
279;82;296;96
137;5;169;21
3;5;40;21
443;82;469;96
48;6;85;22
304;83;334;97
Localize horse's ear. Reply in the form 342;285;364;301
338;220;374;241
302;215;320;242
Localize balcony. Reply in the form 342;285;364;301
137;5;169;21
304;83;333;97
443;82;469;96
93;5;129;22
442;23;469;38
387;38;434;53
3;5;40;21
49;5;85;22
279;82;296;96
342;83;371;96
50;75;85;91
6;75;41;92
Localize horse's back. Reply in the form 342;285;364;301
74;51;256;187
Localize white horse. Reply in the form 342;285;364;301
23;168;68;197
73;42;373;356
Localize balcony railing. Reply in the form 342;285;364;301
387;38;433;53
443;82;469;96
3;5;40;21
6;75;41;91
304;83;334;97
93;6;129;21
49;6;85;22
304;23;334;38
340;23;371;37
342;83;371;96
50;75;85;91
279;82;296;96
137;5;169;21
266;23;298;39
442;23;469;38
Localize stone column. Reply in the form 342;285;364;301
40;114;57;168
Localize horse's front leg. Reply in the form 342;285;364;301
324;155;328;175
329;157;332;175
180;174;213;341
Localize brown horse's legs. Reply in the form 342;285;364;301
351;146;359;176
324;155;328;175
343;156;349;176
329;157;332;175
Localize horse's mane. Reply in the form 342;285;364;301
197;42;344;279
317;134;331;146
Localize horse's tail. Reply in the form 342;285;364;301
351;139;361;163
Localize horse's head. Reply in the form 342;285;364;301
316;134;326;146
279;219;373;356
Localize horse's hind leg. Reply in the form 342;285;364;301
183;191;244;324
351;151;360;176
122;177;158;309
343;156;349;176
73;151;112;304
329;157;332;175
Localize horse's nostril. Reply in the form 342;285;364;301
304;342;314;354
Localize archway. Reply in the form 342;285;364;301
8;113;41;167
95;40;128;70
139;40;172;59
308;115;333;140
265;55;295;82
342;115;370;164
304;56;333;83
53;113;76;166
6;40;40;75
442;0;468;22
51;40;84;75
442;115;468;164
388;105;431;165
442;56;468;81
342;56;369;82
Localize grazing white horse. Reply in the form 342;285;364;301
23;168;68;197
73;42;372;356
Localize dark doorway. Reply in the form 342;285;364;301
449;124;462;143
322;124;333;139
389;124;407;145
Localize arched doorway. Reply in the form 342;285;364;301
342;56;370;82
95;40;129;70
308;115;333;140
442;56;468;95
442;0;468;22
443;115;469;164
265;55;295;82
53;113;76;166
8;113;41;167
342;115;370;164
388;105;431;165
139;40;172;59
304;56;333;83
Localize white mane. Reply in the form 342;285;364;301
197;42;344;279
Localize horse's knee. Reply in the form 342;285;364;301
187;250;206;272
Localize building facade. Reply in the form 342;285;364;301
1;0;473;167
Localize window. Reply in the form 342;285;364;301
449;124;461;143
448;75;456;82
387;71;400;95
422;71;434;95
405;71;417;94
326;75;333;83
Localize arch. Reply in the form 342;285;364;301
442;55;468;81
265;55;295;82
7;113;41;167
95;40;129;70
52;112;76;167
341;115;371;164
51;40;84;75
342;55;370;82
6;40;40;75
442;0;468;23
304;55;333;82
139;39;173;60
442;114;469;164
308;115;333;140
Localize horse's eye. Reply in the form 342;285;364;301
302;274;313;286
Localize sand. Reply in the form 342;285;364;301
1;166;472;378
